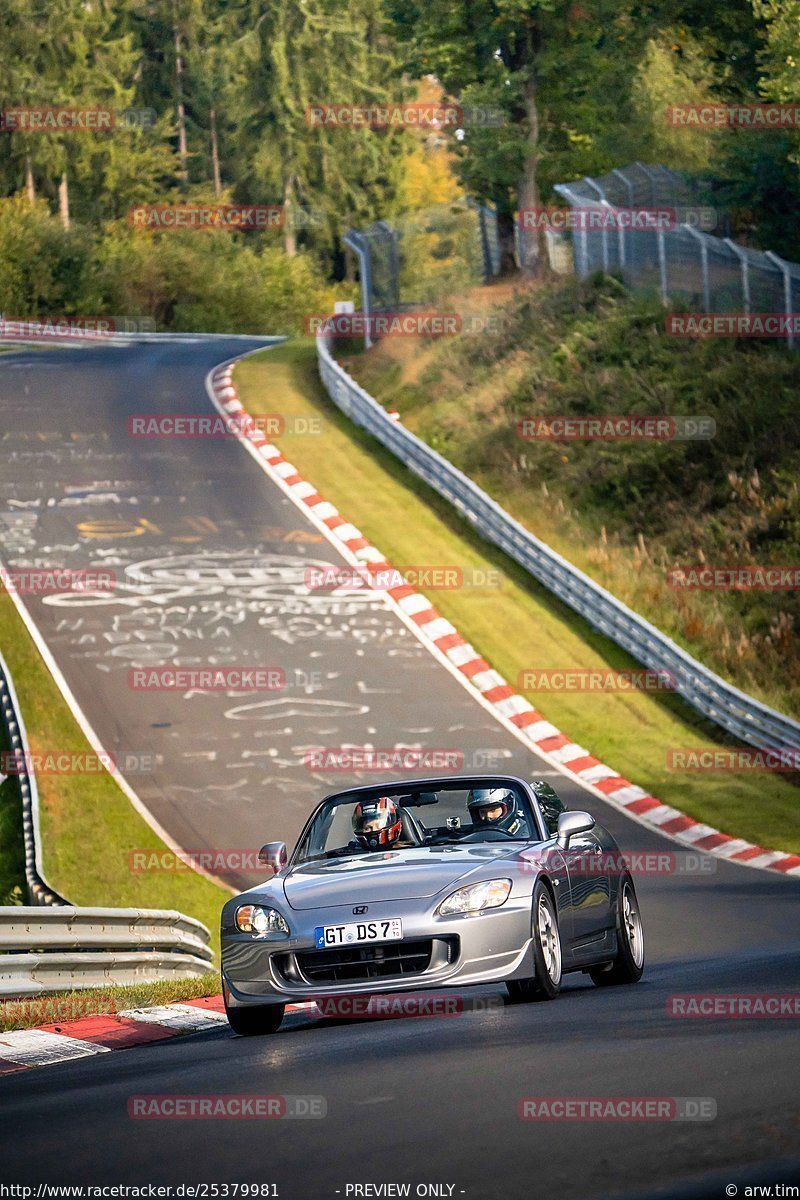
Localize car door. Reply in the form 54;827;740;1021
532;781;614;959
562;825;615;958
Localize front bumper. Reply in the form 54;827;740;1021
222;897;534;1007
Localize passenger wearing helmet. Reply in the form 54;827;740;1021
466;787;525;836
351;796;411;851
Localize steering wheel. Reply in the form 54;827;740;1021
460;828;516;842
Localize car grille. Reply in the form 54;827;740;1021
294;938;434;985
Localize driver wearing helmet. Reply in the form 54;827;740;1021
351;796;414;851
466;787;525;836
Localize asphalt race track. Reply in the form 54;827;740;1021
1;338;799;1198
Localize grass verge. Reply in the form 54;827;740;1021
0;972;220;1032
235;339;800;854
0;588;227;955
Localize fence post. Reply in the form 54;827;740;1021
343;230;374;349
553;184;588;277
766;251;794;350
377;220;401;310
724;239;751;315
685;225;711;312
468;199;499;280
612;169;635;277
612;168;635;207
584;177;608;272
657;228;668;303
478;207;492;280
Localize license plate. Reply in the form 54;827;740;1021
315;919;403;949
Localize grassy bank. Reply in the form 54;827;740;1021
235;339;800;853
345;275;800;720
0;589;227;954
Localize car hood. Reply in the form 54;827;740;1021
281;845;517;910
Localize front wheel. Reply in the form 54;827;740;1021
507;881;563;1003
590;874;644;987
225;998;285;1036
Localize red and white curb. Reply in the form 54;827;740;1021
0;995;318;1075
206;358;800;880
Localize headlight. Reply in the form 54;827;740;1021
435;879;512;916
235;904;290;937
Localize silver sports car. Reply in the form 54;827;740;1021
221;774;645;1035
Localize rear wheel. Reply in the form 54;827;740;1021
590;874;644;987
224;997;285;1036
506;881;562;1003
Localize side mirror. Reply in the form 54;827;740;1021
556;810;595;849
258;841;288;875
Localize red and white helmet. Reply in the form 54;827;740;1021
352;797;403;849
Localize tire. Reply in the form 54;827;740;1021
224;998;285;1036
506;880;563;1003
590;873;644;987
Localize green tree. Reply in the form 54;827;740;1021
224;0;406;262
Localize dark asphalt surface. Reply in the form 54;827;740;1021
0;337;798;1198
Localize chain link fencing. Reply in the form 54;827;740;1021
552;161;800;349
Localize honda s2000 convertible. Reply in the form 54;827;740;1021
221;775;645;1035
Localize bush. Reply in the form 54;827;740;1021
0;195;345;335
0;195;96;316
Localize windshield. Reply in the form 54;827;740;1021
294;783;537;864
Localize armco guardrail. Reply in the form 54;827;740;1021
316;331;800;753
0;649;214;992
0;650;67;905
0;908;214;997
